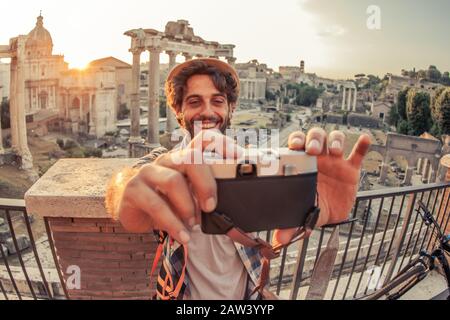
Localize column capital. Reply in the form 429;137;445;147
130;48;144;55
226;57;237;64
165;50;178;57
182;53;193;61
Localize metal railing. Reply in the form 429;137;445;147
0;199;65;300
1;182;448;300
268;181;450;300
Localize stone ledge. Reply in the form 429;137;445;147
24;158;136;218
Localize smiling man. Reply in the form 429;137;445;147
105;58;371;300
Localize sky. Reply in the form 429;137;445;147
0;0;449;79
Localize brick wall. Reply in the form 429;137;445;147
48;217;159;300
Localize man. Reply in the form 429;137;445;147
105;58;371;300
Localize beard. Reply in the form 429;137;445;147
180;110;232;139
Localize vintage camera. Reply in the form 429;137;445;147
201;148;318;235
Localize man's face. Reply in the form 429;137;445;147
178;74;233;137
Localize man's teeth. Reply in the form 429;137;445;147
201;122;217;129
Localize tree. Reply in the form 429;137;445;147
265;90;276;101
433;88;450;134
397;119;411;135
406;89;432;136
397;88;409;120
427;65;442;83
1;99;10;129
431;87;446;122
295;85;324;107
441;72;450;86
388;104;400;127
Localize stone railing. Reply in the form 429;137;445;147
25;159;159;300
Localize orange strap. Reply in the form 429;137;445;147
150;243;189;300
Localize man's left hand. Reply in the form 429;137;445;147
273;128;372;245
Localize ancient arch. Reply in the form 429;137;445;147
371;133;442;186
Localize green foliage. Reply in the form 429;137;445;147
397;119;411;135
431;87;446;122
1;99;10;129
427;65;442;83
265;90;277;101
397;89;409;120
388;104;400;127
294;85;324;107
406;90;432;136
434;88;450;134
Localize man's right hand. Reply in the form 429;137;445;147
117;130;242;244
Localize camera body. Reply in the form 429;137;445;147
201;148;318;234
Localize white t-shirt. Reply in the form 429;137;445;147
184;225;248;300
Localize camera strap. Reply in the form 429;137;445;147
225;206;321;297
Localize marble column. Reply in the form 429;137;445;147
226;57;236;67
379;163;389;185
129;49;143;144
417;158;423;174
0;89;4;154
11;56;33;169
165;51;178;133
342;88;346;110
347;87;352;111
422;159;430;183
428;169;436;184
89;94;96;136
183;53;193;61
147;47;161;147
353;88;357;112
403;166;414;186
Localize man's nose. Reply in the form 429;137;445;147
200;102;216;117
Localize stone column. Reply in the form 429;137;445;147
165;51;178;134
0;89;4;154
422;159;430;183
9;57;19;152
416;158;423;174
226;57;236;67
89;94;96;136
353;88;357;112
341;88;346;110
147;47;161;147
379;162;389;185
428;169;436;184
129;49;143;144
183;53;193;61
347;87;352;111
11;56;33;170
403;166;414;186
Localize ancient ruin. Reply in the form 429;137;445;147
124;20;236;153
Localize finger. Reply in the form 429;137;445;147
348;134;372;168
124;180;190;244
328;130;346;157
189;129;244;159
137;164;196;227
288;131;306;150
272;228;299;247
305;127;327;156
155;150;218;213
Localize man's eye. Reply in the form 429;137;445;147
189;100;200;106
213;99;225;104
